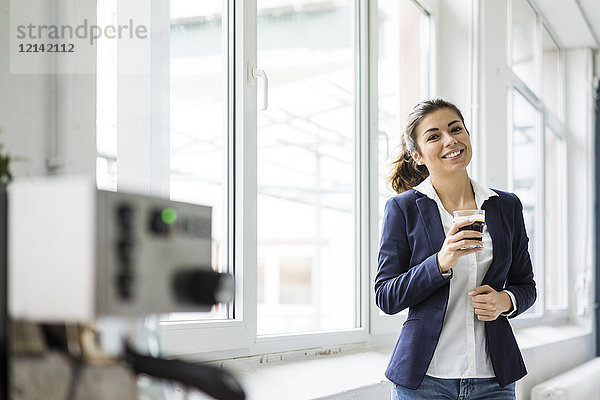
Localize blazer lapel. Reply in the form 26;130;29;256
415;193;445;252
481;194;507;284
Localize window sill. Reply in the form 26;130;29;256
513;322;592;350
190;322;594;399
203;343;392;400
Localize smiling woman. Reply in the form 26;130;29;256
376;98;536;399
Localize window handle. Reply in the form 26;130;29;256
252;68;268;111
247;61;269;111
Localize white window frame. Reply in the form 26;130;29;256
162;0;373;360
506;0;569;328
162;0;255;358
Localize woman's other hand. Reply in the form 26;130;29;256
469;285;513;321
436;218;483;273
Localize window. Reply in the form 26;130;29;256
510;0;537;93
256;1;357;335
96;0;432;357
544;127;567;310
509;90;540;315
508;0;568;321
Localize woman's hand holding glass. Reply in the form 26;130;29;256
436;218;484;273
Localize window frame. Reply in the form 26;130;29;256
162;0;256;357
541;22;563;120
162;0;376;359
506;0;569;328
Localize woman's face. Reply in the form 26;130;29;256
410;108;472;177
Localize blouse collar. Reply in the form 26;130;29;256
413;176;498;209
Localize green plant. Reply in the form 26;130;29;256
0;127;13;184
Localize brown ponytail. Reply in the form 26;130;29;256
388;135;429;193
387;98;467;193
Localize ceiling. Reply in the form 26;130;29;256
533;0;599;48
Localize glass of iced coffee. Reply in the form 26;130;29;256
453;210;485;249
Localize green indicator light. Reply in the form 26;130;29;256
161;207;177;224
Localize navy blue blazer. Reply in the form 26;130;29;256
375;188;536;390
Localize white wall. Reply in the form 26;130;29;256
517;331;595;398
0;0;96;178
436;0;510;189
477;0;509;189
0;0;50;176
435;0;471;110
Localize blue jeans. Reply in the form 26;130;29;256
391;375;515;400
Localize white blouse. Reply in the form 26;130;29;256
413;176;515;379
